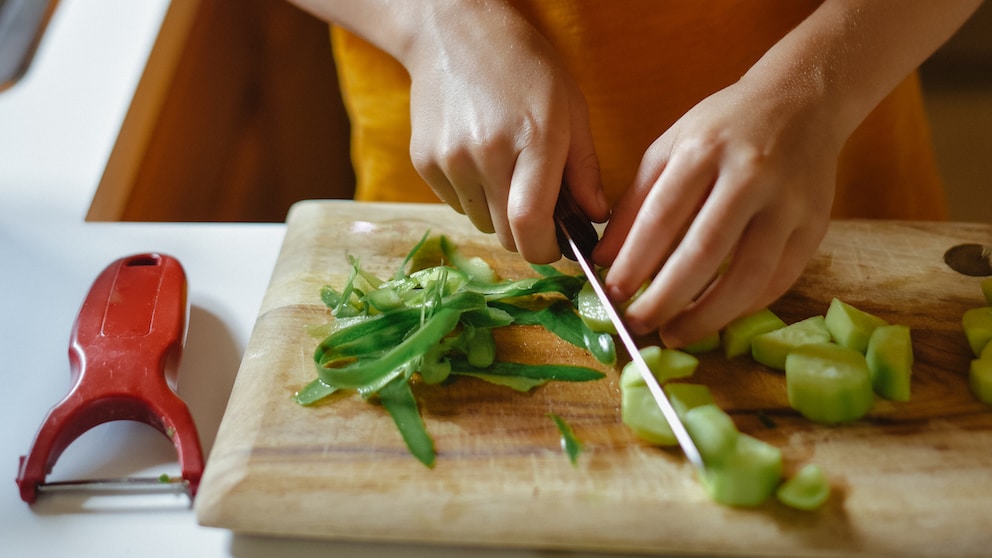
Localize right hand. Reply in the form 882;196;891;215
402;2;608;264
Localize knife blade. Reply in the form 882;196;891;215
553;190;705;471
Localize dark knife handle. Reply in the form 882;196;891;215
554;184;600;262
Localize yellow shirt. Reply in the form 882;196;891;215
331;0;947;219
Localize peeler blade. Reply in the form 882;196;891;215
16;253;204;504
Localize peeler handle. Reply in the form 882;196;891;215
16;253;204;503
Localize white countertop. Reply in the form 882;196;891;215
0;3;630;556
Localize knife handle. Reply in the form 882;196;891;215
554;184;600;262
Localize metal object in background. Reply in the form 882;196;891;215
0;0;59;92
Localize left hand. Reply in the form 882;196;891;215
593;75;840;348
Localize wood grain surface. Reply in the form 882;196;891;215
195;201;992;557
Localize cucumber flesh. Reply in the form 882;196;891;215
698;433;783;508
723;308;786;359
962;306;992;357
682;403;739;467
621;383;713;446
865;324;913;401
785;342;875;425
665;383;715;417
751;316;831;371
619;346;698;389
622;387;677;445
776;463;830;511
682;331;721;354
824;298;888;353
982;278;992;305
970;358;992;405
575;280;617;334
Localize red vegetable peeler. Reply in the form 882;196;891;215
16;253;204;504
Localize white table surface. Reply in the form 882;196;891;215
0;2;634;556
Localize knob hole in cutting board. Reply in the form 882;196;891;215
943;243;992;276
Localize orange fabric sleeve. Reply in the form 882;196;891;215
330;0;946;219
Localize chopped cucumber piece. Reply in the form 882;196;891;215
982;278;992;305
722;308;786;359
665;383;715;417
751;316;831;371
619;346;699;389
785;342;875;425
970;358;992;405
682;404;739;467
575;280;617;334
681;331;721;354
982;340;992;360
622;387;677;446
824;298;888;353
698;433;783;508
776;463;830;511
865;324;913;401
621;383;713;446
962;306;992;357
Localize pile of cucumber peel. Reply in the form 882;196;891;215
295;233;612;467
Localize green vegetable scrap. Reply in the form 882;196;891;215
549;413;583;465
295;233;609;466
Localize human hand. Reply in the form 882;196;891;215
402;3;608;264
593;77;841;347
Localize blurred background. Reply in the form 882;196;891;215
82;0;992;224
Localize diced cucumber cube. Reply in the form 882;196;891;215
824;298;888;353
865;324;913;401
982;278;992;305
683;404;739;467
575;280;617;334
619;346;698;389
722;308;786;359
785;343;875;425
970;358;992;405
698;433;783;508
751;316;831;371
622;386;676;446
982;341;992;360
665;383;715;417
621;382;713;446
776;463;830;511
682;331;721;354
962;306;992;357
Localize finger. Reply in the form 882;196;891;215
412;151;467;214
506;137;569;264
476;151;518;252
603;142;719;303
621;168;760;335
657;209;793;347
745;220;827;314
425;144;499;236
593;138;672;266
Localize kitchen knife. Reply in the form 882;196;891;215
553;190;705;470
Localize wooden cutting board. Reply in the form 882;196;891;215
195;201;992;557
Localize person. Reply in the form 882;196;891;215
287;0;982;347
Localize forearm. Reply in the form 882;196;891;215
743;0;983;145
284;0;523;72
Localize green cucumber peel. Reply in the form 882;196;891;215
378;376;436;467
549;413;583;465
